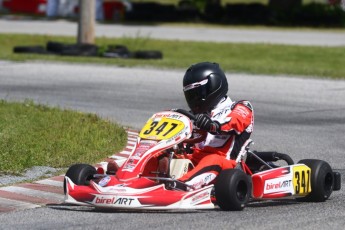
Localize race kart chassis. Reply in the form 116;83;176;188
64;110;341;211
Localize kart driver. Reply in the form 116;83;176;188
175;62;254;191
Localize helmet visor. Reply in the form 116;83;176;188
183;79;208;113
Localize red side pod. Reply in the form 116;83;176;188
251;167;292;199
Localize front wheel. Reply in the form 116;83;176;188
297;159;334;202
63;164;96;194
215;169;251;211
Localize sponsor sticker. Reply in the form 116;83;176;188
94;196;140;206
98;176;111;187
264;176;293;194
191;191;210;205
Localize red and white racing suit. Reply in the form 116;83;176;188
179;96;254;190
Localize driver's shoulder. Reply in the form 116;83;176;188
231;100;253;111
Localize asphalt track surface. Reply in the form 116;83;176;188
0;19;345;229
0;61;344;229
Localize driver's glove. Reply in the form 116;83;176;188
195;114;221;134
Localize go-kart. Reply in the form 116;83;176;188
64;109;341;211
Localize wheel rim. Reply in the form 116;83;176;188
236;180;248;201
324;172;333;195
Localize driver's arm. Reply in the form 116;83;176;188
195;102;253;135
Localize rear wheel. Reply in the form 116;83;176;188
297;159;334;202
63;164;96;194
215;169;251;211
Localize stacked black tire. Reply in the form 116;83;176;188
13;41;163;59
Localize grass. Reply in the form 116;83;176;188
1;33;345;79
0;100;127;175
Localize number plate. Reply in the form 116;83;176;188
293;165;311;195
139;117;185;140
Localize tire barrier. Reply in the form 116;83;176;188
13;41;163;60
13;46;48;54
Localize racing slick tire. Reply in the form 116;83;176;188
215;169;251;211
296;159;334;202
63;164;96;194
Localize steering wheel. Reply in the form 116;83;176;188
172;109;208;144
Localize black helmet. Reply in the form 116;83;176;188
183;62;228;113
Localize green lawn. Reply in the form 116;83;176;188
0;100;127;175
1;33;344;79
